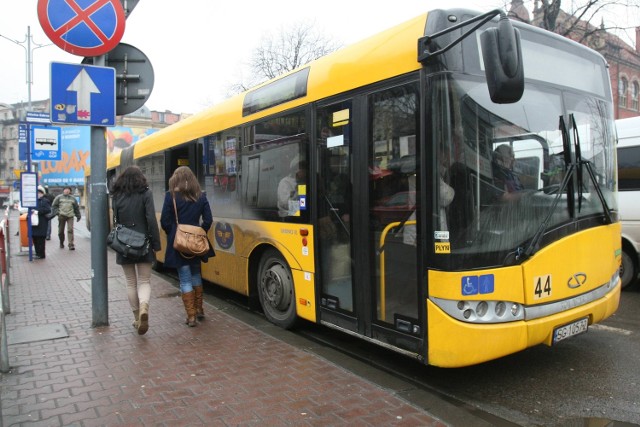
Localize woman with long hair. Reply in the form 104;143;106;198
160;166;215;327
111;166;161;335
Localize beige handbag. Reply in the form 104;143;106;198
172;196;209;258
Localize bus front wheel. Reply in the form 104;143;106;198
257;249;297;329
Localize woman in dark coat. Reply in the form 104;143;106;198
111;166;161;335
160;166;214;327
32;186;52;259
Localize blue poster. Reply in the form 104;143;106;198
40;126;91;186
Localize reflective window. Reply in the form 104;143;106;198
242;111;309;222
431;74;615;269
137;154;166;211
619;77;628;108
618;146;640;191
368;83;420;324
317;102;353;312
207;128;242;218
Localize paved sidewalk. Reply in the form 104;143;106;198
0;211;446;426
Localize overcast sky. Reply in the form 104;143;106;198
1;0;636;115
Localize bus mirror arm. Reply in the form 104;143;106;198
418;9;501;63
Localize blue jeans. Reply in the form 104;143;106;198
177;264;202;294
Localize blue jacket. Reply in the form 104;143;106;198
160;191;215;268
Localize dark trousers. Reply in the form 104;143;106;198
33;236;46;258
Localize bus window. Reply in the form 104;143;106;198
137;153;166;212
368;83;420;324
317;102;353;312
207;128;242;218
242;111;309;222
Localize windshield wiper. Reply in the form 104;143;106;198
521;162;576;260
570;114;613;224
520;114;613;261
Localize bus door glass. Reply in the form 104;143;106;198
317;103;353;313
368;83;420;328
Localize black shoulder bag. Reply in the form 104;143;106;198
107;196;150;260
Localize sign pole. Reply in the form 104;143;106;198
89;50;109;327
90;125;109;327
26;124;33;261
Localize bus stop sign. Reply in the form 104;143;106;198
38;0;125;56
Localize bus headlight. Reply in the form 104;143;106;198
431;297;525;323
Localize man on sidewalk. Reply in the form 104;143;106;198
51;186;81;250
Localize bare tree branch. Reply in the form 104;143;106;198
227;21;341;96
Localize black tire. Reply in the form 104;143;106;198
257;249;297;329
620;248;638;290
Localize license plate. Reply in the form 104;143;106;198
553;317;588;344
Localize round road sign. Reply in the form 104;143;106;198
37;0;125;56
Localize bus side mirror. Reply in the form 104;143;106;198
481;14;524;104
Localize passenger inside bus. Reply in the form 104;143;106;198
492;144;524;196
277;157;307;218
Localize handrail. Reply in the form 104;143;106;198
377;220;416;321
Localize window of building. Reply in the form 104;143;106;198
633;81;639;111
619;77;628;108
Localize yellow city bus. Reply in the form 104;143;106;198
97;8;621;367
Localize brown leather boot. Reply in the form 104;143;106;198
181;291;197;327
138;302;149;335
194;286;205;320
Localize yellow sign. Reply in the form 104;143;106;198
435;242;451;254
14;169;22;178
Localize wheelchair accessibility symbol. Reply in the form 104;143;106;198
461;274;495;296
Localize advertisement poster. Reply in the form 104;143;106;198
40;126;90;186
107;126;160;154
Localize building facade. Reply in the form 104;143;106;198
509;0;640;120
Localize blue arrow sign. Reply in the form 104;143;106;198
50;62;115;126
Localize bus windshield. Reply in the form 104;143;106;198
432;74;616;269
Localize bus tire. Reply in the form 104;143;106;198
620;246;638;290
257;249;297;329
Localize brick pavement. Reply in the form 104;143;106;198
0;210;447;426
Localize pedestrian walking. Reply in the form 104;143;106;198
111;166;161;335
160;166;215;327
51;186;81;250
32;186;52;259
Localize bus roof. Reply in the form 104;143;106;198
107;11;429;167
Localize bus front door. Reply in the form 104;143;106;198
316;103;355;326
367;84;422;350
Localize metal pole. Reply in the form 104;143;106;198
27;26;32;111
0;26;51;111
90;54;109;327
90;126;109;327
